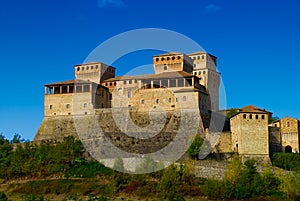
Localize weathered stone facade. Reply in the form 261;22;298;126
269;116;300;153
230;105;271;163
35;50;300;165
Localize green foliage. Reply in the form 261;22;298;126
272;152;300;170
187;134;204;159
203;157;282;200
226;108;238;119
135;156;164;174
0;136;85;179
0;192;8;201
158;164;181;198
11;133;26;144
24;195;49;201
279;171;300;200
65;161;113;178
269;116;280;124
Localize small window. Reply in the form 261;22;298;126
161;57;165;61
197;56;200;60
95;65;98;69
128;91;131;98
91;66;94;69
77;67;80;71
82;67;85;71
183;96;186;101
168;98;172;103
262;115;265;119
194;64;196;67
177;56;181;60
287;121;290;127
193;57;196;60
255;115;258;119
83;103;87;108
68;112;71;115
199;71;201;75
156;99;159;104
203;71;206;74
66;104;70;109
167;57;170;61
86;66;89;70
202;55;204;59
249;114;252;119
194;72;197;75
176;98;178;102
243;114;246;119
50;105;53;110
172;56;175;60
156;58;159;62
129;80;132;84
164;65;168;71
141;99;145;104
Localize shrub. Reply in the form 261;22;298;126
187;134;203;159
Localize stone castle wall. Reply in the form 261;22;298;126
35;108;204;159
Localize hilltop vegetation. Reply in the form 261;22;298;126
0;134;300;200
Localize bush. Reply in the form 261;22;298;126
272;152;300;171
187;134;203;159
0;192;8;201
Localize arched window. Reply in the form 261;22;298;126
156;99;159;104
49;105;53;110
168;98;172;103
243;114;246;119
66;104;70;109
249;114;252;119
141;99;144;104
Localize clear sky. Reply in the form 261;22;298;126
0;0;299;140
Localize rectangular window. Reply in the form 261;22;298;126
76;85;82;93
84;85;90;92
69;86;74;93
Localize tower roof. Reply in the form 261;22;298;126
237;105;271;114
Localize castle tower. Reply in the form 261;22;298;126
230;105;271;163
74;62;115;84
153;52;193;74
188;52;220;112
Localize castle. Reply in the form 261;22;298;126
35;51;299;163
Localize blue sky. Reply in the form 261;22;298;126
0;0;299;140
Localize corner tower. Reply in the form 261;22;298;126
75;62;115;84
188;52;220;112
230;105;271;163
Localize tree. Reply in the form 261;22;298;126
158;164;181;198
187;134;204;159
226;109;238;119
10;133;25;144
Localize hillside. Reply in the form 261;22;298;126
0;135;300;201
